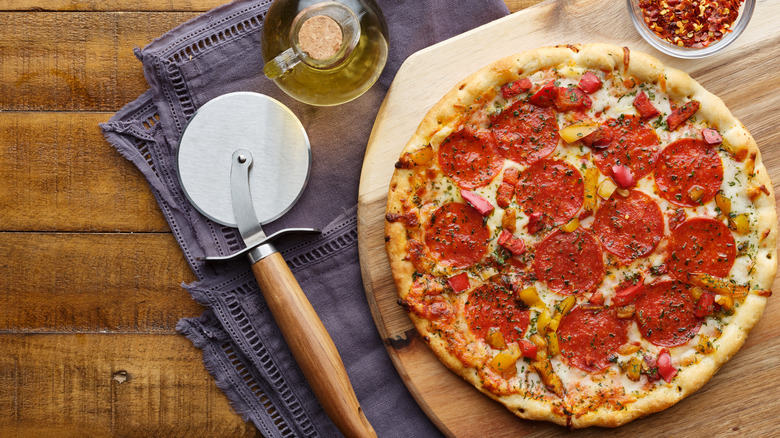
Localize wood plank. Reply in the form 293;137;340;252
0;333;257;437
358;0;780;435
0;1;538;112
0;0;227;11
0;0;534;13
0;12;200;111
0;112;169;233
0;232;200;332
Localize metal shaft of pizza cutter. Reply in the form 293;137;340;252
229;150;376;438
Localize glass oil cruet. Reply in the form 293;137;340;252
261;0;389;106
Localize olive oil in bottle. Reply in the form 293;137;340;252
261;0;389;106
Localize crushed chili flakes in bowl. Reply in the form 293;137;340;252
627;0;754;58
640;0;742;48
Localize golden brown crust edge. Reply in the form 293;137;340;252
384;43;777;428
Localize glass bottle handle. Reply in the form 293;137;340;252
263;47;301;80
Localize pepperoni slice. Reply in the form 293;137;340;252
515;159;584;225
438;128;503;189
465;282;530;345
593;190;664;264
666;217;735;281
593;115;660;181
558;306;629;372
655;138;724;207
424;202;490;268
634;281;702;347
490;101;559;165
533;228;604;295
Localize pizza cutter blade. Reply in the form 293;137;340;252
177;92;375;438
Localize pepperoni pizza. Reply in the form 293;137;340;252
384;44;777;427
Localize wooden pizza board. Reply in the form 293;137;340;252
357;0;780;435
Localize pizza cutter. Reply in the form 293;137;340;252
177;92;375;438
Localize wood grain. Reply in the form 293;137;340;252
0;1;574;437
0;0;228;11
358;0;780;435
0;112;169;232
0;333;256;437
0;0;532;13
0;12;199;111
0;232;200;332
251;252;376;438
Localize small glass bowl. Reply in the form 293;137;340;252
627;0;755;59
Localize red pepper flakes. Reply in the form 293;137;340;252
639;0;743;48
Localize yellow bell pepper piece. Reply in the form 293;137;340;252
559;122;599;144
488;343;521;373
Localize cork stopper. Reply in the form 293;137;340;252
297;15;343;60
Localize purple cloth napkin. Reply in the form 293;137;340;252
101;0;509;436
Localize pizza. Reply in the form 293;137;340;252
384;43;777;428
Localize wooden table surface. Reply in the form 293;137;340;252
0;0;538;436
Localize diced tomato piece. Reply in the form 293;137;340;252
496;183;514;209
519;339;537;358
694;291;716;318
555;86;592;111
702;128;722;145
667;100;701;131
496;168;520;208
581;125;612;148
589;290;605;306
611;165;635;189
502;167;520;185
633;91;660;119
498;230;526;255
447;272;470;293
526;212;545;234
578;71;602;94
612;281;644;306
528;81;558;107
461;189;494;216
500;77;532;99
657;349;677;383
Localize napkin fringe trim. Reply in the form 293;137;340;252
177;313;310;438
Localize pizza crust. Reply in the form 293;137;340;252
385;43;776;428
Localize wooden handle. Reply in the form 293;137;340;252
251;252;376;438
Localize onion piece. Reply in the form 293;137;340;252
460;189;494;216
611;164;635;189
702;128;723;145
